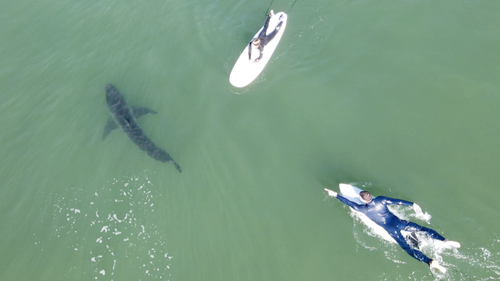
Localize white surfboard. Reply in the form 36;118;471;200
338;183;397;243
229;12;288;88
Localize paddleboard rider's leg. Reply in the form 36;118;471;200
261;21;283;45
403;222;446;241
386;223;432;264
258;13;273;39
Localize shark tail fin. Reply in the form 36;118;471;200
172;161;182;173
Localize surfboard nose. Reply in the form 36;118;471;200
339;183;352;189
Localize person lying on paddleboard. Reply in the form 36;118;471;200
324;188;460;273
248;10;284;63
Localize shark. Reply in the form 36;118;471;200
103;83;181;172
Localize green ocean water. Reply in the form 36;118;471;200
1;0;499;280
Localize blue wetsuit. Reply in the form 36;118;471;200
336;195;446;264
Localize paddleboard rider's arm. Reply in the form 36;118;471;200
324;188;363;211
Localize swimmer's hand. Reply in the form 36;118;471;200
324;188;337;197
413;203;423;214
429;260;447;273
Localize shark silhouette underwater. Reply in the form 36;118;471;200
102;84;181;172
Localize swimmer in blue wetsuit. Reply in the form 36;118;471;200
325;188;461;273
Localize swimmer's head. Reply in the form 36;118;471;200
252;38;261;47
360;191;372;203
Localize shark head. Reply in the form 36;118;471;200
105;83;115;93
105;84;123;107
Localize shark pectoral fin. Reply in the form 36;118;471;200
102;117;119;141
132;106;157;119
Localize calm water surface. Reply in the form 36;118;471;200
1;0;499;280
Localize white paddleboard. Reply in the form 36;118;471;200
229;12;288;88
339;183;396;243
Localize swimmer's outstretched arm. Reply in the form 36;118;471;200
324;188;337;197
324;188;363;210
381;196;423;214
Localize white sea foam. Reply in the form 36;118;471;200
54;174;173;280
